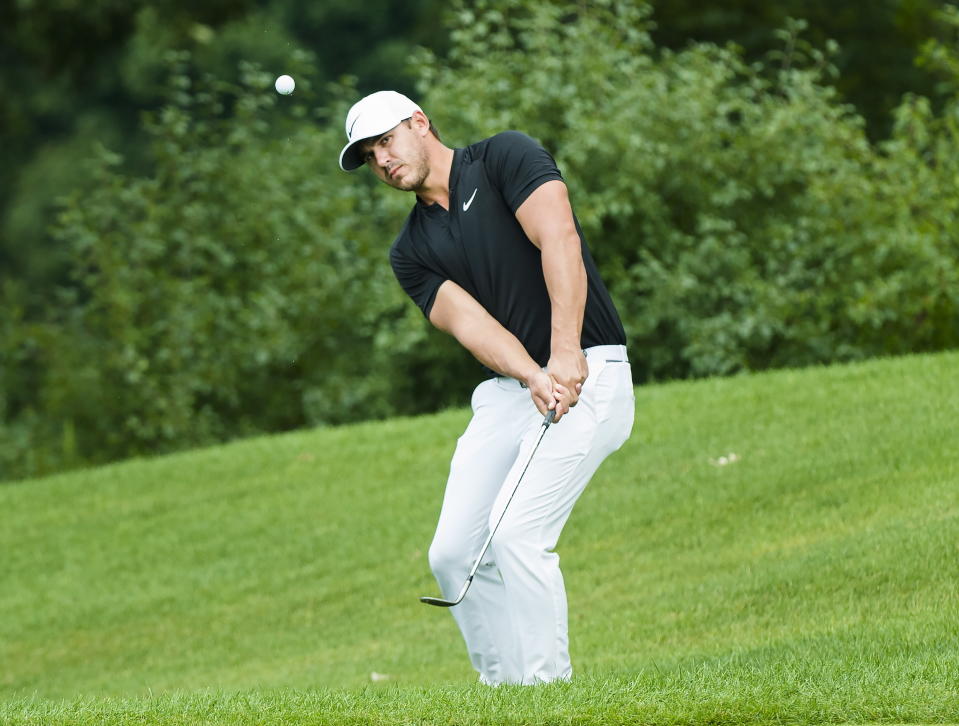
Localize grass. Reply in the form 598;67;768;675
1;351;957;724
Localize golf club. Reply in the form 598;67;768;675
420;408;556;607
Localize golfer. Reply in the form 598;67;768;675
339;91;634;685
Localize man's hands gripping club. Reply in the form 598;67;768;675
547;347;588;414
524;368;572;422
525;348;588;422
428;281;582;423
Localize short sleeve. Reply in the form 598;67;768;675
390;242;447;319
485;131;565;213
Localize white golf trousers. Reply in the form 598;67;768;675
428;344;635;685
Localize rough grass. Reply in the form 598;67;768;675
2;351;957;724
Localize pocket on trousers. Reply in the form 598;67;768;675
471;378;494;413
591;362;634;450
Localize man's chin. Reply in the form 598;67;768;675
389;174;424;192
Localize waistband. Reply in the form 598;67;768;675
496;345;629;389
582;344;629;363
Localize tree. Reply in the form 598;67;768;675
0;0;445;308
649;0;946;138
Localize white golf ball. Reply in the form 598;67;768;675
274;74;295;95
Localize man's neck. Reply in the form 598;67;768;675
415;145;455;210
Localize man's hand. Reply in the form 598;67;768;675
525;369;571;422
547;348;588;420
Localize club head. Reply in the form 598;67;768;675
419;595;459;607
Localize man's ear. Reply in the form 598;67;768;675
410;110;432;137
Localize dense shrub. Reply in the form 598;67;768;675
1;61;474;477
420;2;959;379
2;0;957;480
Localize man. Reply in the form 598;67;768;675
339;90;634;685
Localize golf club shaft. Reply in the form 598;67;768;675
421;408;555;607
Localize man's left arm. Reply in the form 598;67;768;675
515;179;589;415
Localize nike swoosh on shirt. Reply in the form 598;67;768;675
462;188;478;212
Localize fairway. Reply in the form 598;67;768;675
1;352;957;725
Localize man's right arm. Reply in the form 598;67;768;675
429;280;569;420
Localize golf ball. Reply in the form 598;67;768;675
275;74;295;95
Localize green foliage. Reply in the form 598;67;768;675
3;0;959;480
0;0;444;297
918;1;959;94
418;0;959;380
6;63;470;474
649;0;946;139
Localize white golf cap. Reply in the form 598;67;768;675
339;90;422;171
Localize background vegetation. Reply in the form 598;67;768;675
2;0;959;480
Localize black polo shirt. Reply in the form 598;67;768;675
389;131;626;370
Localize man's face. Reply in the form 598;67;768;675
360;119;430;192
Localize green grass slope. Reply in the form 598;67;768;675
1;351;957;725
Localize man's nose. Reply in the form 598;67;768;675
374;146;391;167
